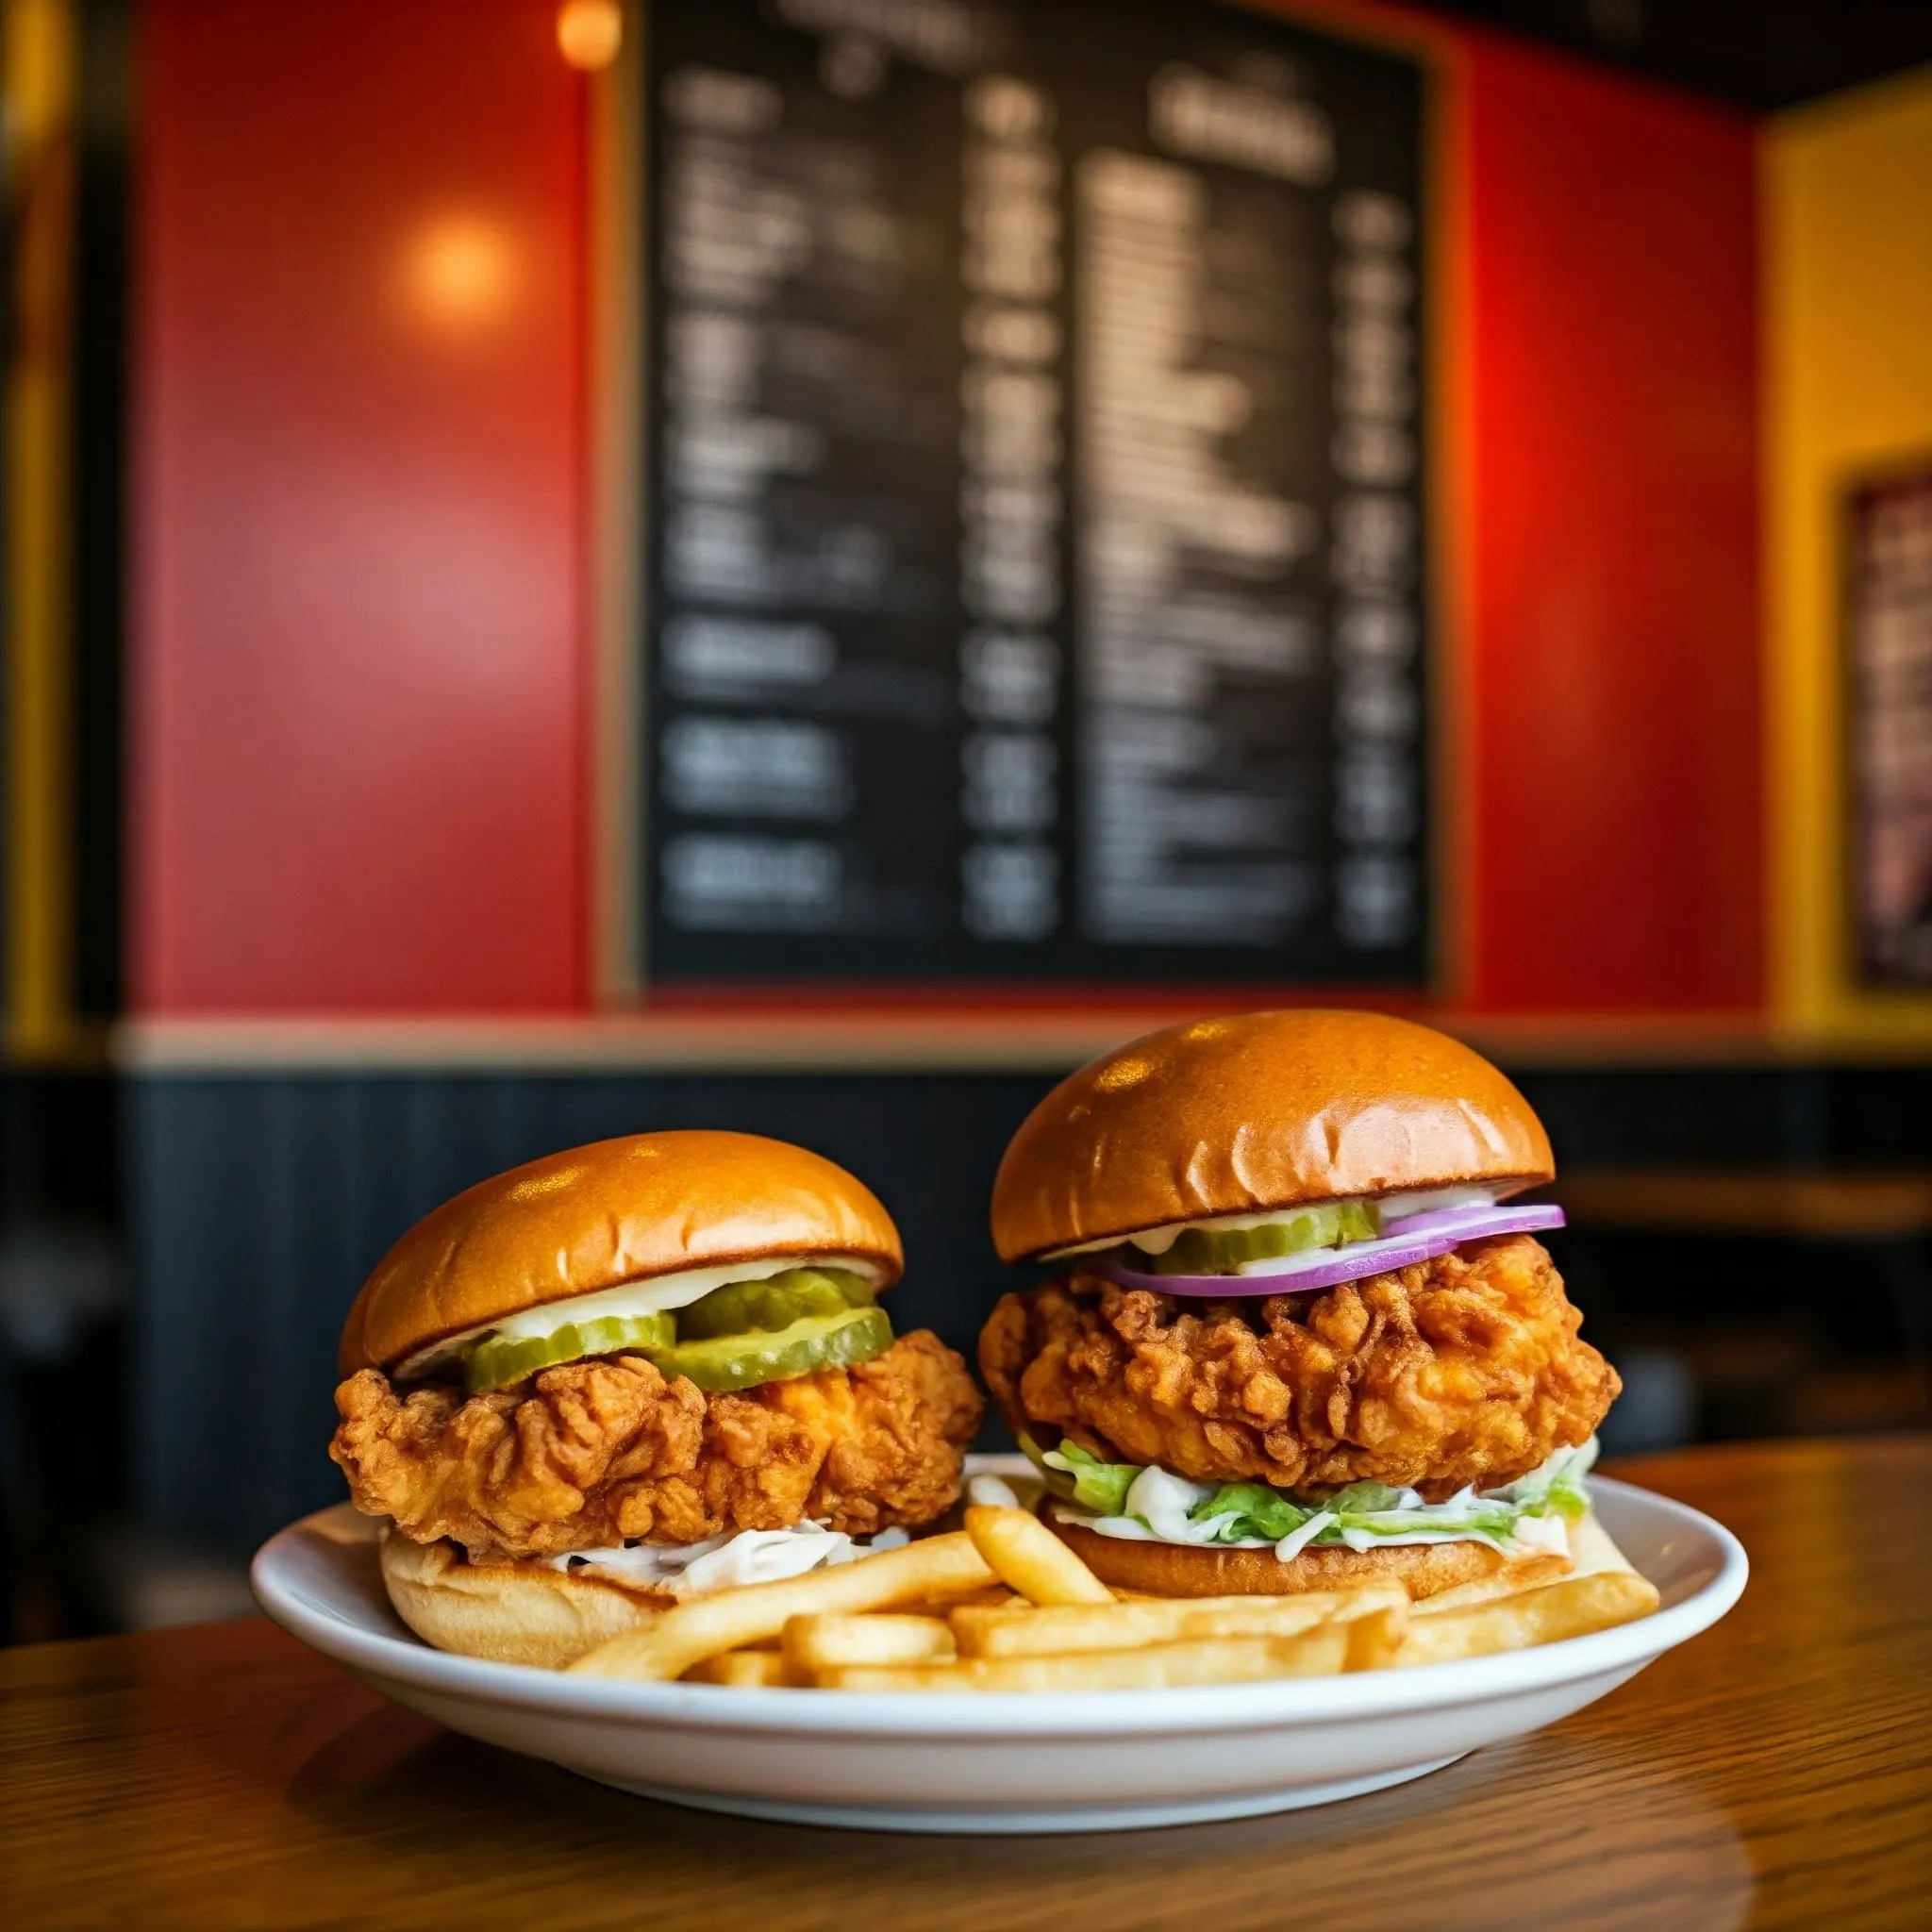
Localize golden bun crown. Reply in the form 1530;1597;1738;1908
991;1008;1553;1262
340;1130;902;1374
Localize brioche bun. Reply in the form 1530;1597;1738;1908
991;1009;1554;1262
340;1130;903;1374
378;1531;672;1668
1044;1511;1571;1602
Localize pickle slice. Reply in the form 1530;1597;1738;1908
643;1305;893;1393
675;1266;875;1341
464;1311;676;1393
1145;1202;1381;1276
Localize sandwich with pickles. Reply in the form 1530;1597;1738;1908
980;1008;1624;1602
330;1130;982;1665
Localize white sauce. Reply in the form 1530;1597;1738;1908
1497;1511;1571;1557
1041;1185;1506;1261
1273;1511;1339;1560
1054;1497;1570;1562
395;1252;887;1379
1124;1465;1241;1543
1054;1443;1581;1564
546;1520;909;1597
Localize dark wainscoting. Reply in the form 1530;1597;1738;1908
128;1062;1932;1552
130;1072;1060;1551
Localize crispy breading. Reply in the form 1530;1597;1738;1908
979;1235;1618;1500
331;1329;983;1561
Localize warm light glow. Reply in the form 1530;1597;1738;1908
402;216;518;332
557;0;622;71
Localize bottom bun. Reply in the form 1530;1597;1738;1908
379;1530;672;1669
1044;1510;1572;1602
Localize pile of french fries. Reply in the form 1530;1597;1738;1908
565;1503;1662;1692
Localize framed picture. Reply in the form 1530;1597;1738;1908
1847;466;1932;990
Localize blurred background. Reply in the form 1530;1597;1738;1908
2;0;1930;1641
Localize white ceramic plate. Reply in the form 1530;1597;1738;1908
251;1457;1746;1834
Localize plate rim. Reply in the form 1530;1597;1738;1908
252;1465;1747;1739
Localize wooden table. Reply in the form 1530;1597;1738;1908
4;1439;1929;1931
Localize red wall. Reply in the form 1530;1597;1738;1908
131;1;1761;1019
1460;39;1760;1013
133;0;587;1011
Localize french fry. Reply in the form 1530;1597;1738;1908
1342;1602;1407;1671
964;1506;1114;1606
1565;1513;1642;1579
1407;1553;1574;1618
820;1624;1357;1693
912;1584;1021;1613
567;1532;995;1682
950;1585;1407;1658
784;1613;956;1674
966;1470;1046;1513
1411;1512;1642;1620
683;1649;791;1689
1396;1570;1662;1667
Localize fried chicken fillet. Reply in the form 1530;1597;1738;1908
331;1329;983;1563
979;1235;1617;1500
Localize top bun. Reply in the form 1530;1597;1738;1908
991;1009;1553;1262
340;1130;902;1374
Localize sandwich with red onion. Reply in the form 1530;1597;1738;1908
979;1009;1624;1601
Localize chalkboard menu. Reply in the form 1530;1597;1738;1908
1849;469;1932;989
640;0;1429;986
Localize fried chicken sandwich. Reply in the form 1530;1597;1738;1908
331;1130;982;1664
981;1009;1622;1602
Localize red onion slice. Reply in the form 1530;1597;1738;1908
1380;1203;1566;1241
1091;1207;1566;1298
1097;1231;1456;1299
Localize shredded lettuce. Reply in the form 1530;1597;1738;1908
1031;1436;1139;1517
1025;1431;1600;1554
1493;1436;1597;1521
1326;1481;1404;1515
1186;1481;1312;1541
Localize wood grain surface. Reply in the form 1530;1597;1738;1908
3;1438;1929;1932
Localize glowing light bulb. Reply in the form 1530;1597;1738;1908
403;216;518;333
557;0;622;71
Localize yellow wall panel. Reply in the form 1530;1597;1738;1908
4;0;77;1059
1765;65;1932;1042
